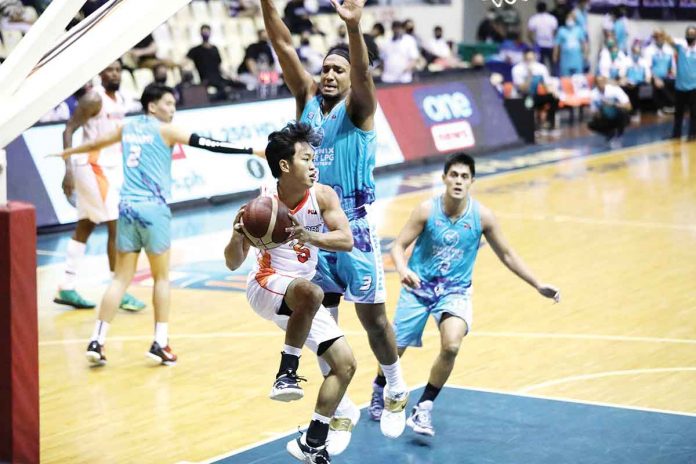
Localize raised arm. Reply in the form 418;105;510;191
333;0;377;130
59;126;122;159
480;204;560;302
286;184;353;252
260;0;316;113
391;200;430;289
225;207;252;271
160;124;253;154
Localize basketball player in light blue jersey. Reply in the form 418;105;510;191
261;0;410;439
375;153;560;437
56;83;253;367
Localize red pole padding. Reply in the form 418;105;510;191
0;202;39;464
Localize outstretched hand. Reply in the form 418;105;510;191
537;284;560;303
330;0;365;27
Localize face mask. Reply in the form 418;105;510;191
435;33;443;40
687;37;696;46
154;75;167;85
201;32;211;42
606;41;616;48
566;20;575;27
610;51;618;60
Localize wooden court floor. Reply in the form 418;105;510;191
36;140;696;463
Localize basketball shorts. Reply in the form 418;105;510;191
72;154;122;224
246;273;343;354
312;215;386;304
116;200;171;255
393;287;473;348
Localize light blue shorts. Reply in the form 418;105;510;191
393;288;472;348
312;216;386;304
117;200;171;255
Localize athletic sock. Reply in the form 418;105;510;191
306;413;330;448
417;383;442;405
91;320;109;345
60;239;86;291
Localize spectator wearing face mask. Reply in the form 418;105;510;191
477;7;504;44
588;75;632;148
512;49;559;134
620;43;651;122
187;24;243;100
603;6;630;53
663;27;696;140
553;10;587;77
598;36;629;79
645;30;675;116
424;26;461;69
381;20;421;84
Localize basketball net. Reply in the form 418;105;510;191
0;0;191;205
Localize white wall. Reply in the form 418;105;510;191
367;2;464;41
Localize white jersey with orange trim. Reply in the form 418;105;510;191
250;183;324;283
81;86;126;167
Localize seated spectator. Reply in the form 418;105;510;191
588;75;632;147
597;37;629;79
187;24;243;100
527;1;558;71
237;29;276;90
334;24;348;47
380;20;421;84
645;29;675;116
283;0;319;35
512;50;559;134
621;42;651;121
423;25;462;69
226;0;259;17
297;31;324;75
152;63;181;103
499;32;530;66
477;7;504;44
553;10;587;76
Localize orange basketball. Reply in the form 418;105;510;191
241;196;293;250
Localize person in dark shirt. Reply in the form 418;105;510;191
476;7;504;43
283;0;318;35
186;24;243;100
129;34;158;69
237;29;276;90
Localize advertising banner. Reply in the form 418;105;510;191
11;97;404;227
376;75;520;160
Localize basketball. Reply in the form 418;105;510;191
241;196;293;250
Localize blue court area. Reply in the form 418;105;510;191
214;386;696;464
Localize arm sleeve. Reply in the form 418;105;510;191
188;133;253;155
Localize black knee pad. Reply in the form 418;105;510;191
322;292;342;308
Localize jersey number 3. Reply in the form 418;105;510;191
293;244;311;263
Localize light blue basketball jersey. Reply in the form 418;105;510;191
675;43;696;91
120;115;172;204
300;96;376;220
408;196;483;303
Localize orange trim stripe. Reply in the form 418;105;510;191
289;190;310;215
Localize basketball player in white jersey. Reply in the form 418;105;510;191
224;122;356;462
56;60;145;311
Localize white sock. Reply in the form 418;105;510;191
326;305;338;322
380;359;407;393
334;394;355;418
311;412;331;425
60;239;86;291
91;320;109;345
155;322;168;346
318;357;331;377
283;344;302;357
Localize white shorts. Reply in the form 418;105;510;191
246;273;343;354
72;154;122;224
